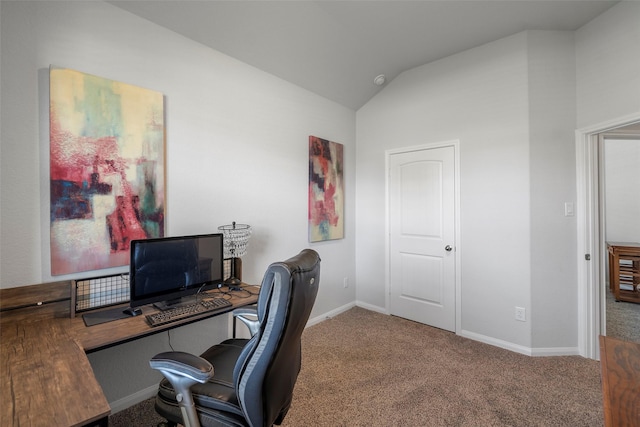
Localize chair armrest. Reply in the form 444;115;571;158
233;307;260;336
150;351;213;427
150;351;213;383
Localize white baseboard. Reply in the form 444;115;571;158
460;329;533;356
355;300;388;315
459;329;580;357
109;384;158;414
461;329;535;356
306;301;355;327
530;346;581;357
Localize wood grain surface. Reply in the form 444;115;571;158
599;335;640;427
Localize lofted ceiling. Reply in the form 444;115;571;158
110;0;619;110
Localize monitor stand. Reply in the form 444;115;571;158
153;295;199;311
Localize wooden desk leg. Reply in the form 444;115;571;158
233;315;237;338
609;250;615;292
612;252;621;301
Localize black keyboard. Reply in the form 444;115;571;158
146;298;232;327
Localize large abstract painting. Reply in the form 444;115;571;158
309;136;344;242
50;67;165;275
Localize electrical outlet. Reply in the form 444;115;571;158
343;277;349;288
515;306;526;322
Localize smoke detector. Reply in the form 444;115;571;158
373;74;386;86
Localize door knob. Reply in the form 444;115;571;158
445;245;453;252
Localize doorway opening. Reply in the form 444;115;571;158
576;116;640;359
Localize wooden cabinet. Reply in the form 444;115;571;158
608;242;640;304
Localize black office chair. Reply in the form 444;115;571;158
149;249;320;427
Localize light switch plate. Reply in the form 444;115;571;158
564;202;575;217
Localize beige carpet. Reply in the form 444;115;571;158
111;307;604;426
281;307;603;427
606;289;640;343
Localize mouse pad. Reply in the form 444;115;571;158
83;306;131;326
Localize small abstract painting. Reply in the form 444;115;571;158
309;136;344;242
50;67;165;275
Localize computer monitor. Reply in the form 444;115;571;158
129;233;224;310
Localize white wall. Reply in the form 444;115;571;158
0;1;356;406
577;0;640;239
604;139;640;243
576;1;640;129
356;33;533;348
527;31;578;350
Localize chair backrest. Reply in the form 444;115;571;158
233;249;320;427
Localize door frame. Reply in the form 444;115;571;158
385;140;461;334
576;112;640;359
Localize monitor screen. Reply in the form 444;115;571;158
129;233;224;309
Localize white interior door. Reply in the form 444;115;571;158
388;145;456;332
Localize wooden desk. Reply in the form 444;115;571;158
72;287;259;352
607;242;640;304
2;312;109;427
599;336;640;427
0;282;258;427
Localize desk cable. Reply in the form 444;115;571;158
167;330;176;351
219;284;260;299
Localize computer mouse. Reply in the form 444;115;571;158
123;307;142;316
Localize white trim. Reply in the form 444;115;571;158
355;300;388;315
530;347;581;357
306;301;355;327
457;329;580;357
384;151;391;315
384;140;461;334
575;112;640;359
575;131;599;359
454;142;462;336
109;384;158;414
597;135;607;341
459;329;532;356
